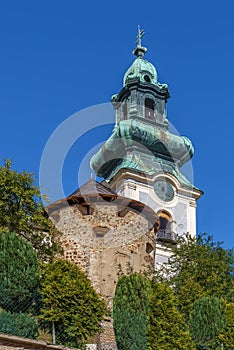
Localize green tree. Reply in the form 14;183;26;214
0;160;62;260
189;296;225;349
155;234;234;319
147;280;195;350
218;302;234;349
0;231;39;312
0;310;38;339
113;273;151;350
39;259;107;348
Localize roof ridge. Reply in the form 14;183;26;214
69;178;117;197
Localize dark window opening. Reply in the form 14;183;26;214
77;204;94;216
156;211;177;243
118;207;130;217
145;98;155;120
144;74;151;83
93;226;110;238
159;217;171;231
123;103;127;120
146;242;154;254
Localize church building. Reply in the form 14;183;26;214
48;29;202;307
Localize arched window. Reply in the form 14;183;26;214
156;210;176;243
158;210;172;232
145;98;155;120
123;103;127;120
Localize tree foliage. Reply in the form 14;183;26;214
39;259;107;348
218;302;234;349
0;310;38;339
0;160;62;260
147;280;195;350
189;296;225;349
155;234;234;319
0;231;39;312
113;273;151;350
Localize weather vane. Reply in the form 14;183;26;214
136;25;145;47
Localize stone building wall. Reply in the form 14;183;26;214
50;200;155;306
96;318;117;350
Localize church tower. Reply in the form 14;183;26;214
90;28;203;266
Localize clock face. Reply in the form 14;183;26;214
154;179;174;202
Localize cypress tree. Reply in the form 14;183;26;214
189;296;226;349
0;231;39;312
113;273;151;350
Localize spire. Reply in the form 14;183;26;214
136;24;145;47
133;25;147;58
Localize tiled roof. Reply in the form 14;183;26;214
69;178;117;197
48;178;157;228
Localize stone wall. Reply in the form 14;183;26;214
0;333;75;350
96;318;117;350
50;200;155;307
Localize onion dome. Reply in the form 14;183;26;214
123;56;158;86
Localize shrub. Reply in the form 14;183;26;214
39;259;107;347
0;310;38;338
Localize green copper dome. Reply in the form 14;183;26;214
123;27;158;87
123;56;158;86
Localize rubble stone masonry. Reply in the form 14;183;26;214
50;200;156;307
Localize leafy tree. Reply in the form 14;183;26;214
0;160;62;260
147;280;195;350
0;310;38;339
155;234;234;319
39;259;107;348
218;302;234;349
113;273;151;350
0;231;39;312
189;296;225;349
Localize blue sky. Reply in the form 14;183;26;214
0;1;234;248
